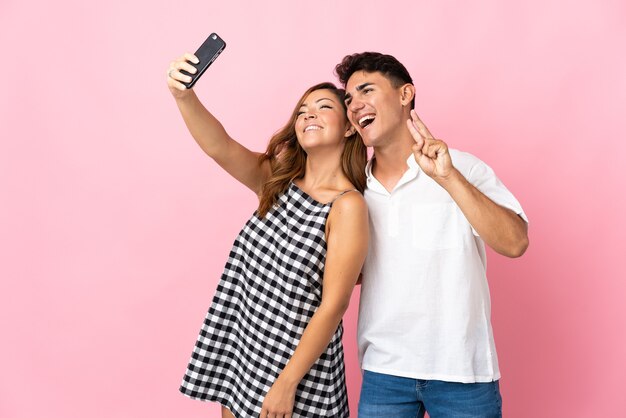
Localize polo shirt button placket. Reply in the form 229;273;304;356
387;194;399;238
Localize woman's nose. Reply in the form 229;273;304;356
304;112;317;120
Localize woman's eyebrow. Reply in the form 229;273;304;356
300;97;335;108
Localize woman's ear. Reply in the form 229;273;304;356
400;83;415;106
344;125;356;137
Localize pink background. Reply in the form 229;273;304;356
1;1;624;417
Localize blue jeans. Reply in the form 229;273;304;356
358;370;502;418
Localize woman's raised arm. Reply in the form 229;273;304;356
167;53;270;195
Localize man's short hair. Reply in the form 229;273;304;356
334;52;415;109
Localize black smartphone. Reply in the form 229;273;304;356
181;33;226;89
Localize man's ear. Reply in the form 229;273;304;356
344;125;356;137
400;83;415;106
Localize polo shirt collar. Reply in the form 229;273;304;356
406;153;419;171
365;153;421;192
366;154;420;177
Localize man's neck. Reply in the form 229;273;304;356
371;130;415;192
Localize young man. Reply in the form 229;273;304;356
335;52;529;417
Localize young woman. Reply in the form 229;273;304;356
167;52;368;418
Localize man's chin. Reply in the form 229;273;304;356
360;134;377;147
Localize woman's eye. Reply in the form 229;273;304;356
320;105;332;109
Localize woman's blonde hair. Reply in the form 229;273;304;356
257;82;366;217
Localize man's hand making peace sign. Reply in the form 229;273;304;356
406;109;455;181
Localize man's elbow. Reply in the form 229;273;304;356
505;234;529;258
505;217;529;258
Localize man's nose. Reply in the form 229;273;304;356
348;98;364;113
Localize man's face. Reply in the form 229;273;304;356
344;71;408;148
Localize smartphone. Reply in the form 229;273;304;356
181;33;226;89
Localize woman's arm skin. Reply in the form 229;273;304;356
259;192;369;418
167;53;271;195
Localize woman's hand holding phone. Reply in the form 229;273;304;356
167;33;226;99
167;53;199;98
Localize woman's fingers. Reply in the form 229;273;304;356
183;52;199;64
168;58;197;80
166;53;200;91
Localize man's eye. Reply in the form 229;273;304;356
364;88;373;94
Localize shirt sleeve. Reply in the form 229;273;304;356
466;158;529;236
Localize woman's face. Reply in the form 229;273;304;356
294;89;352;152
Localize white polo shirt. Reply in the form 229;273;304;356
358;149;528;383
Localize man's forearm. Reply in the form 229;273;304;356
438;168;529;257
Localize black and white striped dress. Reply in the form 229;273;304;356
180;182;352;417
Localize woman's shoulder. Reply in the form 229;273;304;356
326;188;368;240
329;188;367;216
